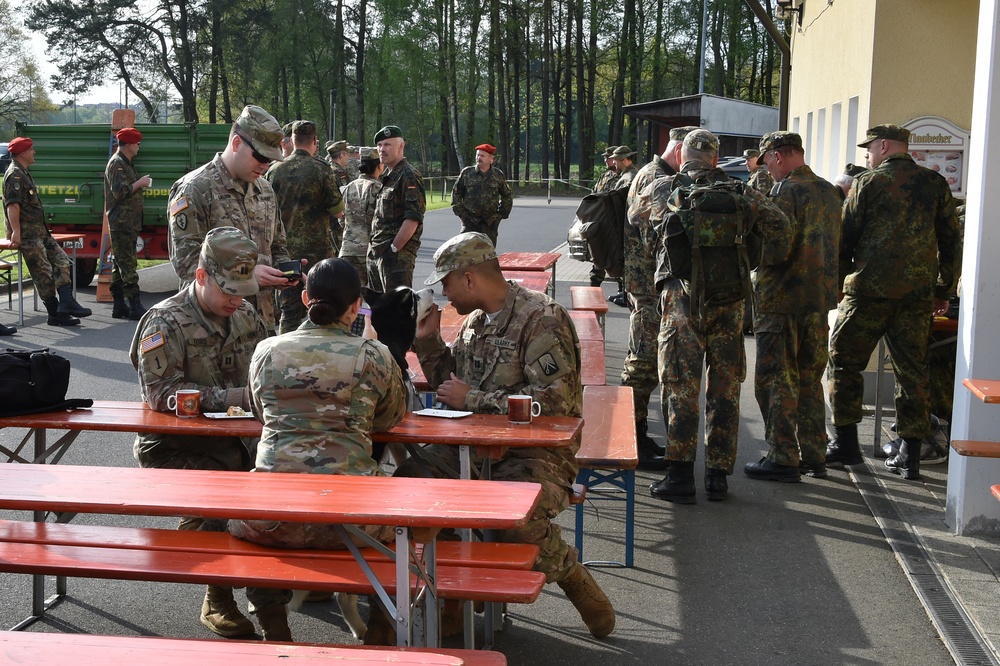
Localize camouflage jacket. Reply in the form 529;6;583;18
129;282;267;464
331;162;350;189
249;320;406;476
2;162;47;239
753;165;842;313
346;158;361;183
451;165;513;227
167;153;291;330
841;153;961;301
105;152;144;233
747;167;775;195
615;164;639;192
593;169;619;193
371;158;426;258
340;175;382;261
266;148;344;266
624;157;674;294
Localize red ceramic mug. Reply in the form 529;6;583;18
508;394;541;424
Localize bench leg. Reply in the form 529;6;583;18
625;470;635;568
575;471;586;562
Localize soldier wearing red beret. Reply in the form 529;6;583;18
451;143;512;247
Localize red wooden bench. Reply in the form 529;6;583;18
570;286;608;333
501;270;552;295
497;251;560;297
580;339;606;386
950;380;1000;458
0;631;507;665
569;310;604;342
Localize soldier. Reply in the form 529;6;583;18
279;122;294;159
402;232;616;641
229;257;406;641
339;147;383;287
743;132;842;482
367;125;426;293
648;129;790;504
622;126;698;470
130;227;268;639
326;139;351;189
167;104;295;333
588;146;619;288
745;148;775;195
345;145;361;182
265;120;345;334
607;146;639;307
826;124;961;481
3;137;92;327
451;143;513;247
105;127;152;321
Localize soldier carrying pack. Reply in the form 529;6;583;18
567;187;628;278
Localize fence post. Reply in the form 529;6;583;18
547;179;551;205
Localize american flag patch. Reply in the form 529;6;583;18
140;332;165;353
169;196;189;215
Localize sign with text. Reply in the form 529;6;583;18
904;116;969;199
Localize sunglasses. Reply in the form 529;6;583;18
235;130;272;164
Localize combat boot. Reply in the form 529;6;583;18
127;295;147;321
0;322;15;336
110;284;128;319
705;467;729;501
648;461;696;504
255;602;292;641
199;585;255;637
44;296;80;327
636;420;667;471
885;437;921;481
557;562;615;639
56;284;91;318
826;424;863;466
363;598;396;646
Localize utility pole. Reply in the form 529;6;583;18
699;0;709;94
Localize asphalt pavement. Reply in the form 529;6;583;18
1;196;995;664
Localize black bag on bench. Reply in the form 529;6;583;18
0;348;93;416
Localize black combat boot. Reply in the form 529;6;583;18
0;322;15;336
636;420;667;471
649;461;696;504
44;296;80;327
110;284;128;319
826;424;863;466
127;295;147;321
885;437;921;480
57;285;92;318
704;467;729;501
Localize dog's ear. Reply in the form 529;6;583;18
363;287;382;309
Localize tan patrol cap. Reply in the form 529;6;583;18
327;139;348;154
612;146;636;160
424;232;498;285
200;227;259;297
234;105;285;162
683;129;720;153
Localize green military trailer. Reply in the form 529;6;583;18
11;122;232;286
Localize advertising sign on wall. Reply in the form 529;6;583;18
904;116;969;199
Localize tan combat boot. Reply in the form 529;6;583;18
256;602;293;642
557;562;616;639
200;585;255;637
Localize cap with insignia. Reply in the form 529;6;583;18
612;145;636;159
858;124;910;147
373;126;403;144
327;139;348;154
424;232;498;285
234;105;285;162
759;131;803;153
683;129;719;153
200;227;260;297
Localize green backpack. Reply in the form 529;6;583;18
658;174;761;318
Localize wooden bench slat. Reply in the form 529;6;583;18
951;440;1000;457
0;541;545;603
569;286;609;315
577;386;637;468
568;310;604;342
580;339;606;387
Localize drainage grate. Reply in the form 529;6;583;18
853;460;1000;666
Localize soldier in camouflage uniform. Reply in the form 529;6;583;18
742;132;842;483
168;105;294;333
607;146;639;307
229;258;406;641
648;130;791;504
826;124;961;481
326;139;351;189
451;143;513;247
622;126;698;470
340;147;383;287
401;232;615;640
746;148;775;194
368;125;426;293
105;127;152;321
265;120;345;334
3;137;91;326
588;147;619;286
130;227;268;640
346;145;361;182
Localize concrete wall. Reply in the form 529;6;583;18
700;95;779;137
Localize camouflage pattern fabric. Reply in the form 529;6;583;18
410;282;583;580
368;158;425;290
346;157;361;182
929;326;957;422
18;236;72;300
3;162;47;240
129;282;267;471
747;167;774;195
330;161;350;189
828;295;933;439
451;165;513;247
167;153;292;331
340;175;382;287
658;277;745;473
615;164;639;192
105;152;143;298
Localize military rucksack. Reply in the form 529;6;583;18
658;174;761;318
568;188;627;278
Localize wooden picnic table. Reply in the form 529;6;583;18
497;252;560;297
963;378;1000;404
0;233;85;326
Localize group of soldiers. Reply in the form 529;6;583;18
595;123;959;499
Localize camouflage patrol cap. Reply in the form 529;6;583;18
234;105;285;162
858;124;910;147
359;146;379;162
424;232;498;285
292;120;316;138
327;140;348;155
669;126;699;142
602;146;617;159
612;145;636;159
200;227;259;297
347;145;358;154
281;122;294;138
374;126;403;143
683;129;719;153
759;131;802;153
743;148;760;159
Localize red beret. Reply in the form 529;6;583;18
116;128;142;144
475;144;496;155
7;137;33;155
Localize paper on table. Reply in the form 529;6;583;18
203;412;255;419
414;408;474;419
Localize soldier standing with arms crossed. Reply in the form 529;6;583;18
105;127;152;321
451;143;513;247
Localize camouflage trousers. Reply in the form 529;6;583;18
329;221;343;257
396;444;579;583
367;251;416;293
460;217;499;248
658;278;745;472
753;311;829;467
621;292;659;424
928;327;957;422
110;228;139;298
20;236;71;301
341;253;369;289
278;281;306;335
828;294;933;440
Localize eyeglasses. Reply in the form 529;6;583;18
235;130;272;164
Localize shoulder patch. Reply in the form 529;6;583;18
170;196;189;216
173;213;188;230
537;352;559;376
140;331;165;353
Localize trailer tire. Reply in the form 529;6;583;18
75;258;98;287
